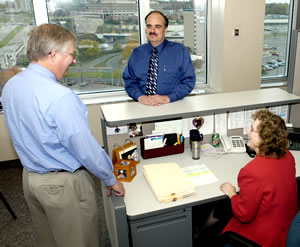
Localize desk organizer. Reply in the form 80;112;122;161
140;137;184;159
114;159;136;182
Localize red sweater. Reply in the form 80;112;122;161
223;151;298;247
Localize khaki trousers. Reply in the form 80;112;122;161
23;168;99;247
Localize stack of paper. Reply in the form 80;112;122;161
143;163;196;203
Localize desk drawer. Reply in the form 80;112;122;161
130;208;192;247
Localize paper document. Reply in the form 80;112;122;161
182;164;219;186
143;163;196;203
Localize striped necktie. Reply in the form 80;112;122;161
146;48;158;95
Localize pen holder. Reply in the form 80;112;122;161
113;159;136;182
140;137;185;159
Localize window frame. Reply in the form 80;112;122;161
12;0;300;99
261;0;296;89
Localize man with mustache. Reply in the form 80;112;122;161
123;11;196;106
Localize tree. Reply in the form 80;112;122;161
265;3;289;15
193;59;203;70
96;67;102;80
261;65;267;76
78;40;100;59
112;68;121;86
113;43;122;51
122;33;139;62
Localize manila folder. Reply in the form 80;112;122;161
143;163;196;203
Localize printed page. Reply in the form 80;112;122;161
182;164;219;186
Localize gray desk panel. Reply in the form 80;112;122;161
101;88;300;127
101;182;129;247
100;89;300;247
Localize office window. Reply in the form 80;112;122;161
0;0;207;96
150;0;207;84
262;0;293;80
46;0;139;94
0;0;35;96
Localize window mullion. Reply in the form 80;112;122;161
32;0;49;25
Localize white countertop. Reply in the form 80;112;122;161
101;88;300;127
123;150;300;218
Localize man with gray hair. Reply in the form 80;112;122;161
2;23;125;247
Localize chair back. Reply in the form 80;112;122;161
286;211;300;247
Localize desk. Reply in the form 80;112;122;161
100;88;300;247
102;150;300;247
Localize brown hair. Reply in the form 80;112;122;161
145;10;169;27
253;109;288;159
27;24;76;62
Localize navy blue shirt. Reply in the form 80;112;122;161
123;40;196;102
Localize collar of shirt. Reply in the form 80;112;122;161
28;62;58;83
147;39;168;55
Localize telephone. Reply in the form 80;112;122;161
220;135;246;153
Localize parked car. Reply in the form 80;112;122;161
270;63;279;68
263;65;273;71
271;52;280;56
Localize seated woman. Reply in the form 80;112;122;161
220;109;299;247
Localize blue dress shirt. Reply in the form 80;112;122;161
123;40;196;102
2;63;116;186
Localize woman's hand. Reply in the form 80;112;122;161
220;182;237;199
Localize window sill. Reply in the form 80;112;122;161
79;91;132;105
78;84;216;106
261;77;288;88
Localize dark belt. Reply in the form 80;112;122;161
51;166;86;173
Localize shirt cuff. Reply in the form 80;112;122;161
134;92;144;101
104;173;117;187
168;93;176;102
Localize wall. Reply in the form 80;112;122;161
0;104;104;162
87;104;104;147
209;0;264;92
0;114;18;161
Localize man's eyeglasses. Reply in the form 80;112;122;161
64;51;76;59
48;51;76;59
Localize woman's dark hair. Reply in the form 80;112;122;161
145;11;169;27
253;109;288;159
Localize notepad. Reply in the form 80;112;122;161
143;163;196;203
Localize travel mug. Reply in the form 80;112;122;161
192;141;201;160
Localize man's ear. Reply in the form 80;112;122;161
48;50;57;62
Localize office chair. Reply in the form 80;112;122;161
221;231;261;247
0;191;17;220
286;211;300;247
222;211;300;247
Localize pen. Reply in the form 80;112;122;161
163;138;167;146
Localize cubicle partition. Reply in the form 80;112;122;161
100;88;300;247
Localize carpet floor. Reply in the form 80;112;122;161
0;160;111;247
